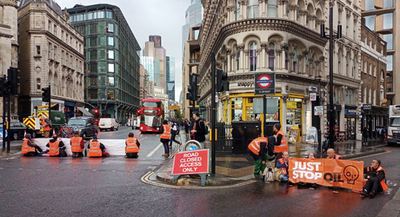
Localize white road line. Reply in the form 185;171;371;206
147;143;163;157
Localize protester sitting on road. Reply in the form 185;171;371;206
326;148;343;159
21;133;43;156
45;134;67;157
125;132;140;158
360;159;388;198
248;136;269;178
70;131;84;158
88;135;109;158
307;152;316;159
276;151;290;182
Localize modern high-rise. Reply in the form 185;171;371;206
166;56;175;100
18;0;85;120
0;0;18;122
144;36;166;90
361;0;396;105
141;56;160;86
67;4;141;122
182;0;202;52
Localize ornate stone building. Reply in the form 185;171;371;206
0;0;18;122
197;0;362;140
18;0;85;119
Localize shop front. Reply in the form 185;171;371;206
222;93;304;137
345;106;357;140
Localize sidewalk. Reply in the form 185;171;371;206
154;140;387;187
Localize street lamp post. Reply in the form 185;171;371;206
321;6;342;149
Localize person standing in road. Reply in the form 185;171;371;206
362;126;369;145
125;132;140;158
21;133;43;156
273;123;288;159
70;131;84;157
191;112;206;149
88;135;109;158
248;137;269;178
169;122;181;149
160;120;171;157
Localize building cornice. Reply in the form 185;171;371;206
0;0;18;8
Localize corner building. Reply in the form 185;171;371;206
198;0;362;139
67;4;141;122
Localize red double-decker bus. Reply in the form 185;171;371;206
137;98;164;133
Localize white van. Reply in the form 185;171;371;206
99;118;119;131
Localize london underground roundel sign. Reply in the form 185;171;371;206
254;72;275;95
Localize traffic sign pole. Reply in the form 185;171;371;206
2;74;6;152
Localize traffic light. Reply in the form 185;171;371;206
217;69;229;92
94;108;99;114
8;67;20;95
42;87;50;102
0;77;4;97
186;74;198;101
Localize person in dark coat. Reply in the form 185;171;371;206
360;159;388;198
191;112;206;149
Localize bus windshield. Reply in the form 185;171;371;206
390;117;400;127
68;119;85;126
142;101;161;108
141;115;161;128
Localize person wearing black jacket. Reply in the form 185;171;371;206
191;112;206;149
360;159;387;198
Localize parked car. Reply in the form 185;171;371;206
67;117;98;139
0;122;36;140
99;118;119;131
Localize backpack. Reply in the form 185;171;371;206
199;120;209;135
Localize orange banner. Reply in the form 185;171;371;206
289;158;364;191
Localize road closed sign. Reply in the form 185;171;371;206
171;149;210;175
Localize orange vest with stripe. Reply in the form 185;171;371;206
126;137;139;153
70;136;83;153
277;158;288;175
88;140;102;157
49;141;60;156
248;137;268;155
160;124;171;140
274;130;288;153
367;166;388;191
21;139;36;154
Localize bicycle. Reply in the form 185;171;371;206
58;124;74;138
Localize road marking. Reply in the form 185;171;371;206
350;151;390;160
146;143;163;157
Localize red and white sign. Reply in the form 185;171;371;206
257;74;273;88
310;93;317;101
171;149;209;175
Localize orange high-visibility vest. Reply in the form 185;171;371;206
70;136;83;153
327;154;343;160
21;139;36;154
88;140;102;157
274;130;288;153
42;119;50;131
248;137;268;155
49;141;60;156
160;124;171;139
125;137;139;153
277;158;288;175
367;166;388;191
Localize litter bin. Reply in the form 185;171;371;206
215;122;225;151
231;121;261;154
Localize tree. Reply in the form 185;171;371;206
174;109;184;122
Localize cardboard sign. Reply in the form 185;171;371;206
289;158;364;191
171;149;209;175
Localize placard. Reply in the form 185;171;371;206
171;149;210;175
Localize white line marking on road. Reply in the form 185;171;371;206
147;143;163;157
351;151;390;160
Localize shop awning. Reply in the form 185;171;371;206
77;107;93;117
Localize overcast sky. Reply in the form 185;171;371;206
55;0;192;101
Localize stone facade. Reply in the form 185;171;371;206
197;0;364;139
18;0;85;119
0;0;18;122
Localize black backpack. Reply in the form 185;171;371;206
199;120;209;135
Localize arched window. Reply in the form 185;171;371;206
293;48;298;73
235;0;240;21
268;43;275;70
249;42;257;71
247;0;259;18
267;0;278;18
338;49;342;75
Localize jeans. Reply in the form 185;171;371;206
162;141;169;154
169;132;180;146
280;174;289;182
